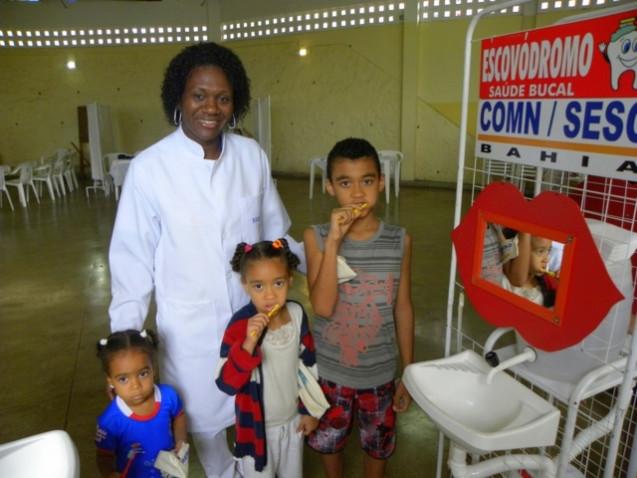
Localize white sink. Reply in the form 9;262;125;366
0;430;79;478
403;350;560;454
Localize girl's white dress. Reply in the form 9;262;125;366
239;302;306;478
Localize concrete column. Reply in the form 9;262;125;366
206;0;222;42
400;0;419;181
521;0;538;30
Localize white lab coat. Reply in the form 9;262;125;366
109;127;291;434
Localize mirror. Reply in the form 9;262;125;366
471;211;573;326
451;182;623;351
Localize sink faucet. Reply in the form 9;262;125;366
485;347;537;385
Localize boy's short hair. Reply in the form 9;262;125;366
327;138;381;180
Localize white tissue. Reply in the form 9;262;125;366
336;255;357;283
154;442;189;478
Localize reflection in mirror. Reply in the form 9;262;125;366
480;223;566;310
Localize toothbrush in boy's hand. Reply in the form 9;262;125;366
351;202;369;219
337;203;369;224
543;269;557;277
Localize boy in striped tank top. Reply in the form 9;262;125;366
304;138;415;478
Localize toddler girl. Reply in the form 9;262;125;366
95;329;187;478
502;234;556;307
216;238;321;478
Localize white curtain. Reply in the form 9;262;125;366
87;103;115;183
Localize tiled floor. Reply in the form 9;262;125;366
0;177;465;477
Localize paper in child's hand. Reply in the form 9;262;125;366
154;442;189;478
336;256;357;284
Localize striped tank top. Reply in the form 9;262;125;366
312;221;405;389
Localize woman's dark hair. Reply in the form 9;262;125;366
230;238;300;280
161;42;251;124
96;329;158;374
326;137;380;180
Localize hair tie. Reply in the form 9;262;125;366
99;338;108;346
244;243;253;253
140;330;148;339
272;239;283;250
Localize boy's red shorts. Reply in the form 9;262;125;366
307;378;396;459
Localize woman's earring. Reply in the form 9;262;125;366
173;108;181;126
228;114;237;130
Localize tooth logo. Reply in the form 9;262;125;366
599;17;637;90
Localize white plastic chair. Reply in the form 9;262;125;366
309;156;327;199
51;157;67;197
56;149;79;192
0;430;79;478
378;150;404;203
0;166;15;211
32;162;57;201
6;163;39;208
67;154;79;190
109;158;131;201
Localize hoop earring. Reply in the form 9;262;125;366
173;108;181;126
228;114;237;130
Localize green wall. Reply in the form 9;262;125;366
0;6;612;183
232;24;403;175
0;45;180;166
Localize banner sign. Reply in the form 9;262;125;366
476;9;637;180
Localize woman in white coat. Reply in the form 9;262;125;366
109;42;292;477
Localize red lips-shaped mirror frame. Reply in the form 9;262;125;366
452;182;623;351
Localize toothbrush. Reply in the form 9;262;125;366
338;203;369;224
250;303;282;338
352;202;369;216
120;445;142;477
543;269;557;277
266;303;282;319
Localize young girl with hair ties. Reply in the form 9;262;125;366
216;238;320;478
502;233;557;308
95;329;187;478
